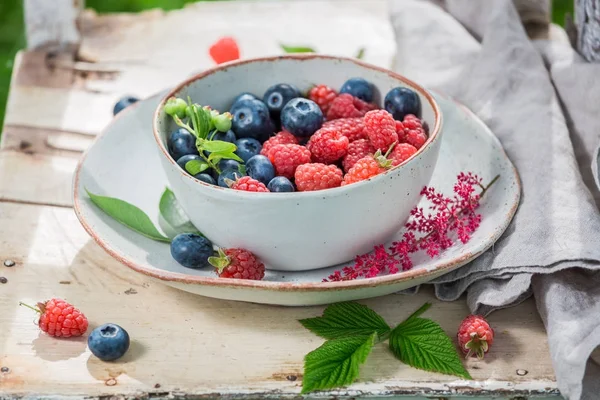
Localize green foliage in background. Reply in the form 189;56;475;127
0;0;576;129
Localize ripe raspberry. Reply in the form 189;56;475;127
20;298;88;338
342;151;391;186
229;176;269;192
308;85;337;114
457;315;494;359
209;37;240;64
260;131;298;156
307;128;349;164
326;94;377;120
322;117;367;142
295;163;343;191
210;248;265;280
399;114;427;149
267;144;311;179
364;110;398;152
389;143;418;166
342;139;375;172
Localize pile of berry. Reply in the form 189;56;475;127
166;77;428;192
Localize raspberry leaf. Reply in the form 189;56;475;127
302;332;376;394
86;190;170;243
158;188;201;239
389;316;472;380
300;302;390;340
280;44;316;53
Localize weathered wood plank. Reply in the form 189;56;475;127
1;125;93;155
575;0;600;61
0;202;558;398
24;0;84;50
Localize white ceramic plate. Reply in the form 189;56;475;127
73;91;520;306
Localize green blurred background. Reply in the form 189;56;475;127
0;0;574;128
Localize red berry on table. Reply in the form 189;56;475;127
228;176;270;192
209;248;265;280
267;144;312;179
342;151;391;186
322;117;367;142
295;163;343;191
364;109;398;152
326;94;375;120
20;299;88;338
306;127;349;164
400;114;428;149
389;143;418;166
260;131;298;156
457;315;494;359
308;84;338;114
209;37;240;64
342;139;375;172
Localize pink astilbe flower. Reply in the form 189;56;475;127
326;172;499;282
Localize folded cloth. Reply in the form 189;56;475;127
389;0;600;398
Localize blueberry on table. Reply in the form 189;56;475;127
340;78;374;103
235;138;262;162
210;129;237;143
384;87;422;120
263;83;301;118
176;154;203;174
231;99;274;142
281;98;323;138
218;169;246;188
194;173;216;185
170;233;214;269
267;176;295;192
88;323;130;361
230;92;258;112
246;155;275;185
169;128;199;161
113;96;139;116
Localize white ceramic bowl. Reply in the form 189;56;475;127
153;55;442;271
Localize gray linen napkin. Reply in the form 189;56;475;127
389;0;600;398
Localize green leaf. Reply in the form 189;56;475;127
202;140;237;153
207;153;223;164
86;190;170;243
196;106;211;139
300;302;390;340
185;159;209;175
302;333;376;393
280;44;316;53
389;317;472;380
157;188;201;239
355;47;365;60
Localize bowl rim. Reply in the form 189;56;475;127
151;54;442;198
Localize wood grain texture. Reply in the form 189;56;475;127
24;0;83;50
0;203;558;399
575;0;600;61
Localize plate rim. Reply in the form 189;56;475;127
72;91;521;293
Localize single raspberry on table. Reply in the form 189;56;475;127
228;176;270;192
389;143;418;166
322;117;367;142
209;37;240;64
342;139;375;172
20;298;88;338
364;109;398;152
457;315;494;359
260;131;298;156
209;248;265;280
399;114;428;149
308;85;338;114
295;163;343;191
267;144;312;179
326;94;377;120
342;150;392;186
307;128;349;164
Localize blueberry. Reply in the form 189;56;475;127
170;233;213;269
194;173;216;185
218;169;246;188
231;99;274;142
88;324;130;361
280;98;323;138
267;176;295;192
340;78;374;103
384;87;422;120
210;129;236;143
113;96;139;115
217;159;241;172
246;155;275;185
168;128;199;161
176;154;203;174
235;138;262;162
263;83;301;118
230;92;258;112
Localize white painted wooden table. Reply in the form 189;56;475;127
0;1;561;398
